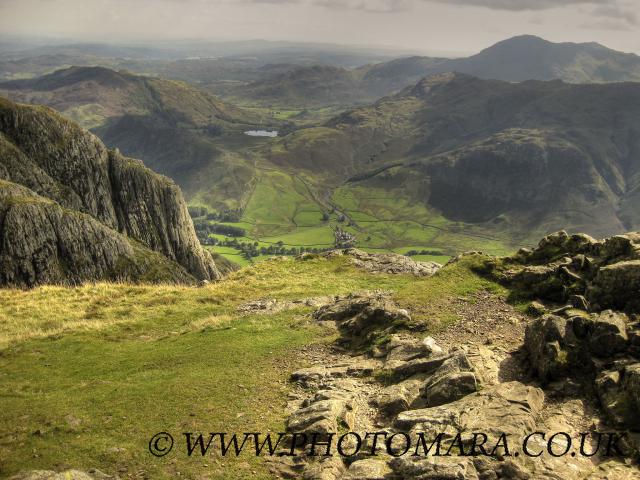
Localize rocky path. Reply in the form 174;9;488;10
269;284;640;479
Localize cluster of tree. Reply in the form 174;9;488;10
210;238;332;260
188;206;242;223
321;211;351;225
194;221;246;243
188;206;208;218
404;249;443;257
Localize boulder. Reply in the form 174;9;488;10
588;260;640;311
291;366;350;387
384;336;443;363
374;378;423;416
588;310;628;357
524;315;572;382
596;363;640;430
286;398;355;434
392;355;449;379
598;234;640;260
395;382;544;440
423;371;478;407
344;459;392;480
313;294;412;348
301;457;346;480
421;351;478;406
388;456;478;479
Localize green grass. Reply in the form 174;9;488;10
330;185;513;256
0;257;404;479
0;255;504;479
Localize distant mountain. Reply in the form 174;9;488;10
269;73;640;243
0;97;220;287
362;35;640;92
230;36;640;107
0;65;256;128
445;35;640;83
358;56;450;97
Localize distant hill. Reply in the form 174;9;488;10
0;66;270;211
0;96;220;287
232;59;454;106
232;65;368;107
269;73;640;243
0;65;257;128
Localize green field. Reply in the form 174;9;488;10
197;167;515;266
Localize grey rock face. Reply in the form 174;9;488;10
0;181;194;286
596;363;640;429
524;314;572;382
108;151;219;281
0;97;219;286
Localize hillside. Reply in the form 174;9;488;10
268;73;640;244
0;96;220;286
0;65;258;129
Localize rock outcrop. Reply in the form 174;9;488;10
484;230;640;312
271;271;640;479
321;249;441;276
0;96;220;286
480;231;640;436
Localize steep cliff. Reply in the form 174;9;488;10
0;97;220;287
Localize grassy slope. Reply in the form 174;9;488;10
0;256;502;479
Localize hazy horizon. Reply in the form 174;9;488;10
1;0;639;56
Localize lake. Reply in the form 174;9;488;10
244;130;279;137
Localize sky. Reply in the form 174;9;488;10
1;0;639;55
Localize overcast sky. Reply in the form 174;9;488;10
1;0;639;55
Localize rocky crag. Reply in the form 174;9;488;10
270;243;640;479
483;231;640;438
0;96;220;286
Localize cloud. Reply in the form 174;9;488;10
423;0;610;11
313;0;410;12
232;0;411;12
591;2;637;25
